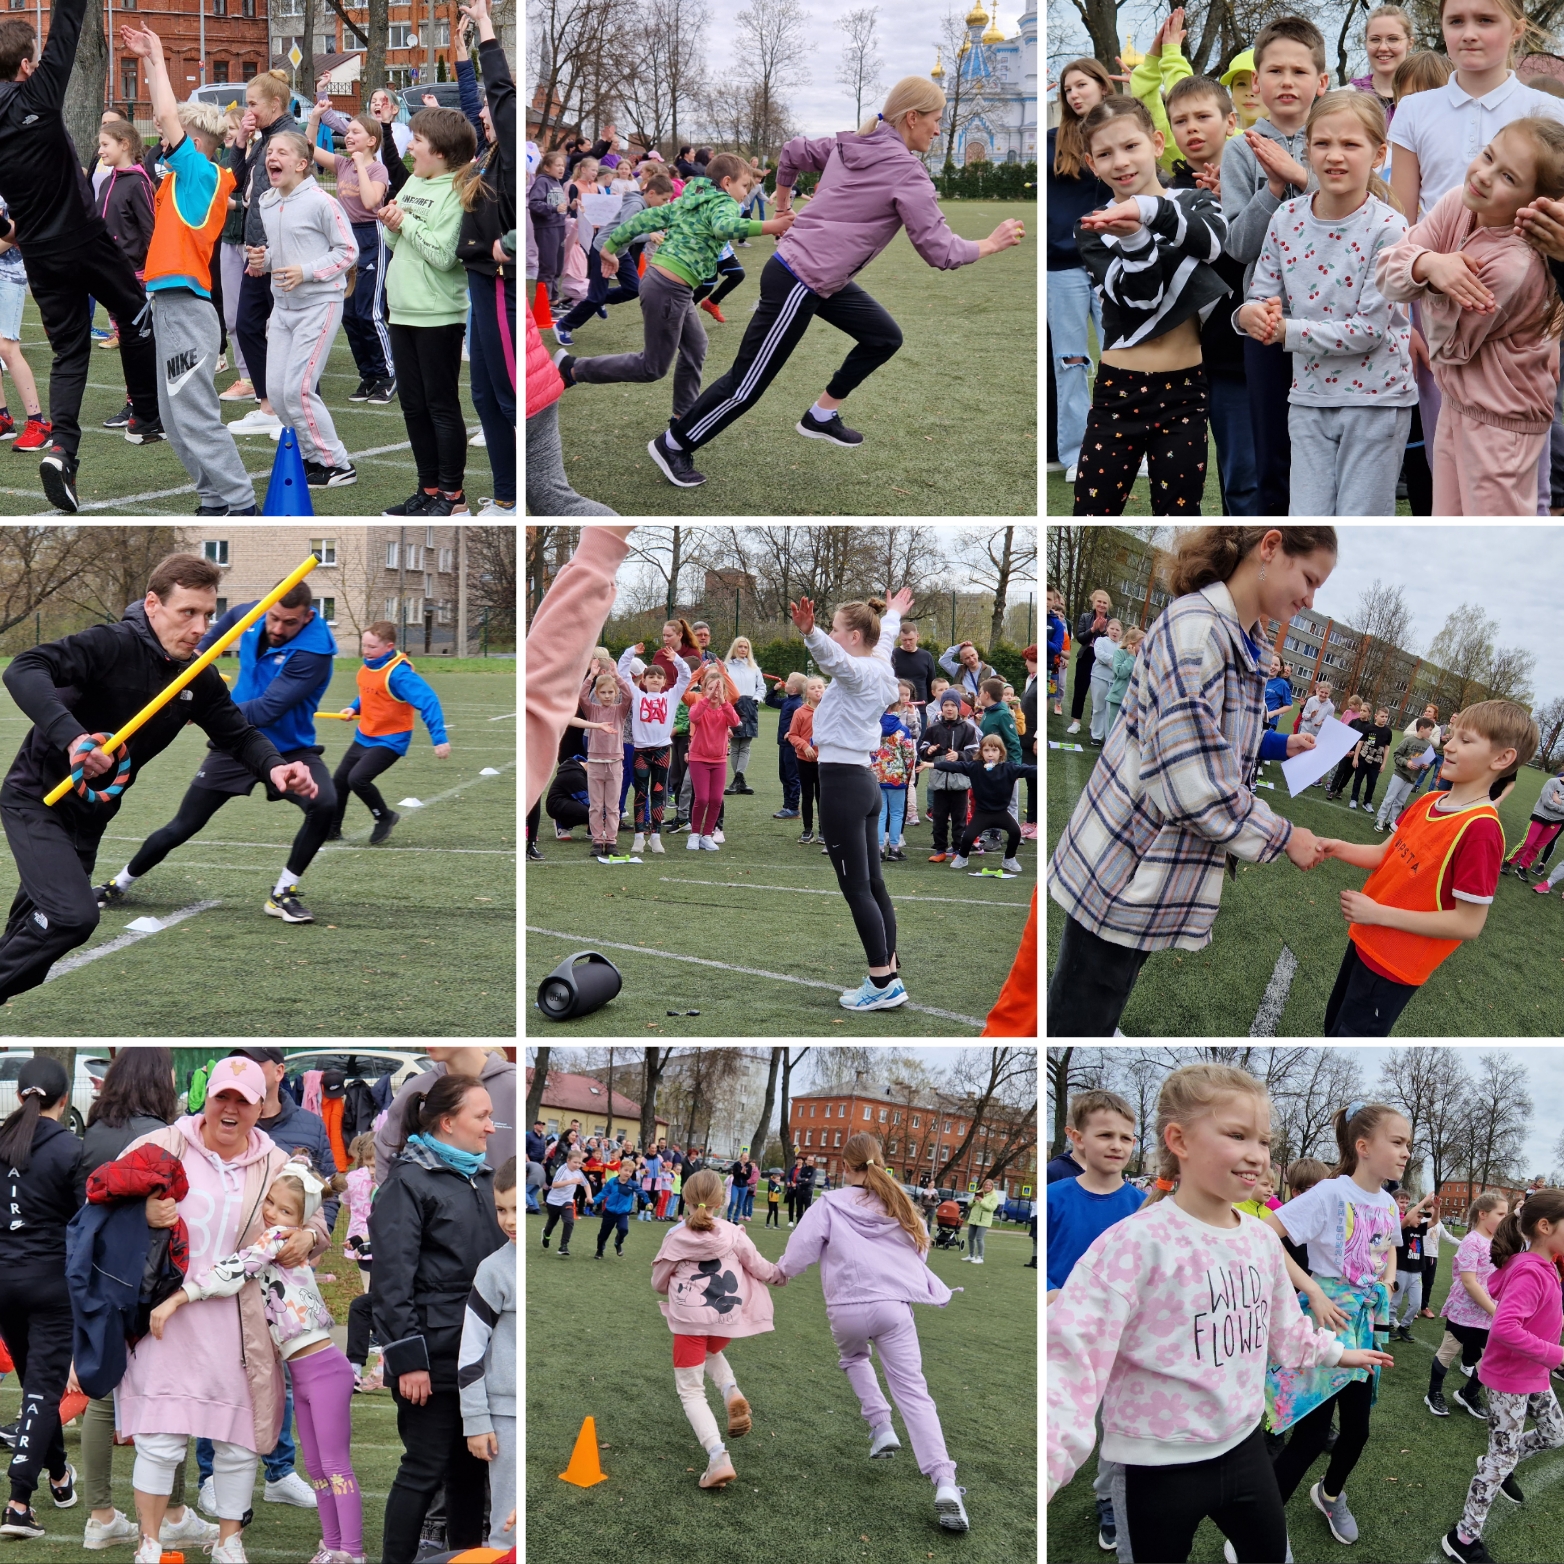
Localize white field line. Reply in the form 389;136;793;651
659;877;1028;909
488;712;517;720
1250;945;1298;1037
45;899;220;980
525;926;987;1029
340;758;516;844
98;836;515;856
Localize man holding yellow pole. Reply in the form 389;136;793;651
0;553;316;1003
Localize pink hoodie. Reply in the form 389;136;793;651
1477;1250;1564;1394
775;1186;953;1309
651;1217;783;1339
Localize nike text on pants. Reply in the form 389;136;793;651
341;222;393;383
267;298;351;468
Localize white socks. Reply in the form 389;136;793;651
810;399;835;420
114;868;137;891
273;871;298;898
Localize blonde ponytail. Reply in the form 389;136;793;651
842;1132;929;1253
860;76;947;137
681;1169;723;1232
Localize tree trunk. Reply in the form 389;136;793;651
523;1047;552;1128
1048;1047;1073;1157
640;1047;670;1152
665;526;683;619
366;0;389;123
748;1048;782;1167
605;1048;615;1138
301;0;319;99
779;1047;808;1174
63;0;108;173
988;526;1015;648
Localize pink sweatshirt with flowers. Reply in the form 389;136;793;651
1047;1196;1346;1500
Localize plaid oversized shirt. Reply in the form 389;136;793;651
1048;579;1294;952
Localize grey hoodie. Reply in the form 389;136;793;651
458;1240;515;1433
377;1051;517;1174
258;175;357;306
1221;118;1316;293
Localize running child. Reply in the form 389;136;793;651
577;653;635;855
776;1133;968;1532
1504;761;1564;877
541;1148;589;1256
785;675;825;844
458;1157;515;1550
1427;1191;1508;1419
651;1167;784;1490
1440;1188;1564;1564
932;732;1033;874
593;1158;637;1256
0;192;46;448
93;117;156;432
327;621;450;845
1317;699;1538;1035
681;660;740;853
1048;1066;1391;1564
618;639;692;852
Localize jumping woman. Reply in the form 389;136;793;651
790;585;915;1012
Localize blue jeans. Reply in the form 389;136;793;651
727;1186;745;1221
1206;371;1261;515
200;1374;295;1484
1046;266;1100;471
878;785;907;845
742;1186;755;1219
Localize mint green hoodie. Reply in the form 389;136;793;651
385;171;466;326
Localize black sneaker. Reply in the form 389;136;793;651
264;888;315;923
527;842;544;861
647;430;706;487
305;459;358;488
0;1504;43;1538
418;492;467;516
93;881;126;911
48;1463;76;1508
370;809;401;846
1501;1473;1524;1503
383;490;437;516
1096;1495;1116;1550
1458;1385;1488;1420
39;445;80;512
194;502;231;515
552;349;576;387
798;831;815;844
124;413;165;444
796;407;864;446
1441;1526;1493;1563
325;827;342;841
102;400;133;428
348;378;373;402
367;377;398;405
1426;1391;1449;1416
0;1420;17;1448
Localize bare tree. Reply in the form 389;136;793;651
524;1046;552;1129
57;527;178;623
1348;579;1414;713
836;6;884;126
1046;1045;1114;1155
1046;524;1132;624
1466;1052;1532;1193
470;525;518;638
639;1047;677;1151
1109;1053;1162;1176
935;9;1000;171
0;530;107;637
957;527;1039;648
1534;694;1564;767
1375;1047;1454;1192
1269;1048;1364;1170
624;527;708;620
1484;645;1534;709
734;0;809;161
1427;603;1497;715
938;1047;1037;1181
528;0;629;147
777;1047;810;1172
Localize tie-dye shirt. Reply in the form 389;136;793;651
1046;1196;1344;1499
1443;1230;1498;1329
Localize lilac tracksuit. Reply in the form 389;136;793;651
774;1185;957;1484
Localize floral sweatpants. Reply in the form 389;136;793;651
1459;1386;1564;1539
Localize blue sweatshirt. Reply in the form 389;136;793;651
769;689;805;747
1046;1174;1146;1290
346;649;449;754
1264;674;1294;723
597;1177;638;1216
198;602;336;756
1047;126;1111;271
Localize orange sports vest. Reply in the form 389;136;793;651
1350;793;1503;986
144;161;237;295
357;652;416;737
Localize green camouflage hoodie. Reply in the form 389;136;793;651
601;176;761;289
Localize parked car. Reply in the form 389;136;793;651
187;81;312;125
998;1197;1035;1225
397;84;464;120
281;1049;432;1092
0;1049;111;1137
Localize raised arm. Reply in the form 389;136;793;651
119;23;182;153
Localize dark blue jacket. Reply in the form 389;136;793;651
597;1177;638;1215
1047;611;1067;665
199;602;336;757
771;691;804;746
525;1129;548;1164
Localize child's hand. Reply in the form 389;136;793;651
148;1293;185;1339
1193;159;1222;201
1515;196;1564;260
1340;888;1382;924
1284;824;1324;871
1340;1347;1396;1370
466;1432;498;1461
340;706;357;719
1166;5;1186;51
600;250;620;276
1247;130;1307;191
1238;297;1284;345
1419;250;1495;312
1284;730;1316;757
1078;199;1144;237
629;642;644;656
273;264;305;292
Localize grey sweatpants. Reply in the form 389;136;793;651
570;264;707;417
488;1413;515;1548
266;297;349;467
729;736;753;777
1287;403;1413;516
525;402;618;515
151;288;256;511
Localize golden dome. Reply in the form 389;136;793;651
930;50;945;79
965;2;987;26
1120;31;1145;69
982;15;1005;41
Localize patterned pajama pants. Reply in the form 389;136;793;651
1072;366;1209;516
1460;1387;1564;1539
633;745;672;833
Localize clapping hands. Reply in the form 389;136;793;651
1239;296;1285;345
1246;129;1307;193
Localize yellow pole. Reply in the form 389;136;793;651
45;554;320;807
314;711;356;718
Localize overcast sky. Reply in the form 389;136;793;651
797;1046;976;1091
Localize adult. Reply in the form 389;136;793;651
891;621;938;726
674;144;697;179
963;1178;1001;1264
648;78;1024;487
939;639;998;703
375;1046;515;1174
784;1159;800;1225
372;1073;505;1564
1065;589;1113;732
568;125;618;178
722;636;769;795
77;1048;216;1553
1048;58;1112;484
226;69;301;438
921;1183;940;1237
526;1119;548;1212
1020;645;1038;840
118;1055;330;1563
0;1058;85;1541
795;1159;818;1218
727;1149;756;1222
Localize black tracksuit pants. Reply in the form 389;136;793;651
24;230;159;460
691;252;745;309
236;268;275;407
957;806;1019;858
330;741;402;831
929;789;970;852
346;1290;377;1367
668;255;902;451
0;1270;73;1504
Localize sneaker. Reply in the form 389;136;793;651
725;1389;751;1438
229;408;282;434
934;1483;969;1533
1458;1384;1488;1420
868;1424;901;1458
367;378;398;405
470;430;488;446
1441;1528;1493;1563
632;833;646;853
699;1446;736;1488
553;324;575;345
383;489;437;516
159;1507;218;1545
699;835;720;851
1534;881;1553;895
1095;1496;1116;1550
39;445;80;512
970;1256;984;1264
218;378;256;401
207;1535;249;1563
194;503;232;515
554;826;574;841
13;416;51;452
93;880;126;910
798;831;815;844
0;1504;45;1538
1066;720;1081;734
772;808;800;819
527;842;543;861
85;1508;139;1548
647;430;706;487
123;412;164;444
552;349;576;386
265;1471;318;1508
1225;1542;1296;1564
305;459;358;487
49;1463;77;1507
1002;856;1024;873
0;410;13;440
135;1537;163;1564
712;829;724;843
102;400;133;428
1020;823;1039;840
950;855;969;869
686;832;702;850
1310;1481;1358;1544
369;809;401;846
348;378;373;402
420;492;469;516
198;1477;218;1516
1065;464;1078;484
928;852;949;863
838;975;908;1012
1500;1473;1523;1503
698;298;726;322
264;888;315;923
649;834;665;854
796;407;864;446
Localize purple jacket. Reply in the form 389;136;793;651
775;1186;955;1308
774;124;982;298
1349;75;1397;129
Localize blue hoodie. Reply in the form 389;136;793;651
597;1177;638;1216
198;602;336;756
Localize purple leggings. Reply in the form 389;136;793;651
290;1345;362;1557
827;1300;955;1485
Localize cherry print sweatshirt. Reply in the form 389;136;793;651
1242;193;1416;407
1046;1196;1345;1499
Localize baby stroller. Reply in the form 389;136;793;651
933;1200;964;1251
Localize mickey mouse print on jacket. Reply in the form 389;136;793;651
651;1215;783;1339
1239;193;1417;407
180;1224;337;1360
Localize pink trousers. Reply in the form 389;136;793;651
827;1300;955;1484
688;758;726;836
1511;819;1562;868
586;758;622;847
1431;403;1547;516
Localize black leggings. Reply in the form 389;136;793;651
1070;646;1095;721
1271;1375;1375;1504
818;762;896;969
541;1203;575;1247
797;758;819;833
388;321;467;493
346;1289;376;1366
1125;1422;1285;1564
958;806;1019;858
633;745;671;832
1046;911;1150;1037
330;741;402;831
1430;1321;1490;1393
526;799;541;845
0;1274;73;1504
1073;365;1210;516
692;252;745;308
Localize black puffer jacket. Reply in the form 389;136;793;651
82;1113;171;1177
0;1118;87;1268
369;1138;505;1388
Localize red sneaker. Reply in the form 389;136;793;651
928;851;949;863
0;411;13;440
699;299;726;322
12;418;51;452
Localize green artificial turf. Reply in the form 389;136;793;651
1044;703;1564;1035
525;706;1032;1036
1047;1236;1564;1563
547;202;1036;516
524;1208;1037;1562
0;666;516;1036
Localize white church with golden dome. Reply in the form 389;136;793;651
931;2;1038;165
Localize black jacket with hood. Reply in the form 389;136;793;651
228;109;301;247
456;38;515;279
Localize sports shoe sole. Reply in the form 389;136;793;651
322;468;358;486
646;437;704;486
39;458;80;513
839;988;908;1011
1424;1394;1449;1416
725;1394;751;1438
1459;1394;1488;1420
264;901;314;924
795;421;861;446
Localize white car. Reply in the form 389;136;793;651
0;1050;111;1136
281;1049;433;1092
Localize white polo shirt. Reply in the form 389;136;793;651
1390;72;1564;216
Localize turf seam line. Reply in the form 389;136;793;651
488;712;517;719
524;925;988;1028
97;835;516;856
45;898;220;980
657;876;1029;908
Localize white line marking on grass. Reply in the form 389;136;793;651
46;899;220;980
488;712;517;720
525;927;988;1029
660;877;1029;909
341;759;516;843
1250;945;1298;1036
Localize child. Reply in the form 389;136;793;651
1264;654;1294;731
1223;49;1264;130
94;118;156;431
1318;699;1538;1035
1106;626;1144;732
1441;1189;1564;1564
651;1168;784;1490
896;680;923;826
655;1159;674;1219
1422;1190;1451;1319
1378;116;1564;514
459;1157;515;1551
1130;7;1198;170
769;670;807;822
1086;619;1122;743
1281;1158;1331;1275
1048;1066;1390;1564
775;1133;968;1532
873;699;916;861
148;1159;364;1564
1505;762;1564;876
784;675;824;843
528;147;567;306
920;689;980;863
578;654;636;855
1239;90;1416;514
1301;679;1335;737
1375;714;1437;830
932;732;1034;873
1427;1192;1508;1418
0;193;46;449
977;675;1022;764
1045;1091;1143;1303
682;660;740;852
1390;1186;1439;1338
669;1161;682;1221
253;130;359;487
1234;1161;1283;1219
1048;526;1336;1036
380;106;476;516
1072;97;1229;514
593;1157;637;1256
1348;706;1394;810
1325;696;1370;798
765;1170;782;1228
1351;5;1413;131
542;1147;590;1256
616;640;691;851
342;1132;375;1295
721;636;769;795
328;621;450;845
1222;16;1333;514
553;168;669;345
1047;591;1069;715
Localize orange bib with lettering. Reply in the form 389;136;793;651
357;652;415;738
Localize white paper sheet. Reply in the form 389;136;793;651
1280;715;1362;797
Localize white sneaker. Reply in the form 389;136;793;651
950;855;969;869
85;1509;139;1549
197;1477;218;1517
1002;856;1023;874
1348;800;1358;810
869;1424;902;1458
134;1537;163;1564
934;1482;969;1532
970;1256;984;1264
1138;456;1150;477
699;835;720;850
264;1471;318;1508
160;1507;219;1545
686;833;702;850
712;828;724;843
208;1533;249;1563
648;834;665;854
228;408;282;434
1065;464;1078;484
632;832;645;853
469;428;487;446
1066;720;1081;734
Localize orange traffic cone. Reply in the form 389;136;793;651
637;251;647;277
532;281;554;331
559;1415;608;1487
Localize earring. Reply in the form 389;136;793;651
1259;566;1267;582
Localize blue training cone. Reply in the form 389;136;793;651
262;427;314;516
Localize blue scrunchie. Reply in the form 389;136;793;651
409;1132;488;1179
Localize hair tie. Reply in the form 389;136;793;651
1155;1177;1176;1191
18;1086;46;1100
1346;1100;1366;1120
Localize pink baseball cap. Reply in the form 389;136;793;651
205;1055;266;1104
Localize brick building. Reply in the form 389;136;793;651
269;0;469;93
